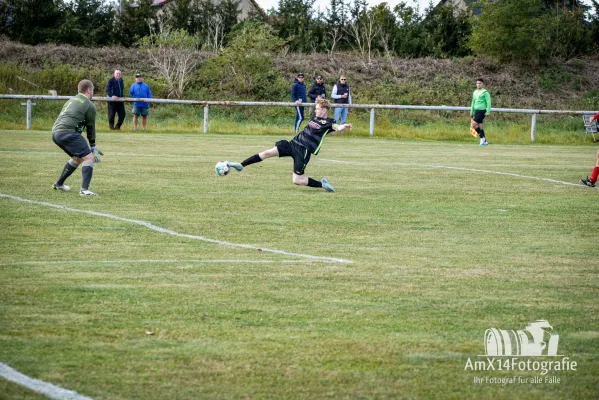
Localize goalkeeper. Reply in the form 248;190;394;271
226;98;351;192
51;79;103;196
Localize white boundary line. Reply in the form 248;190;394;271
318;159;583;187
0;362;93;400
0;259;340;267
0;193;353;264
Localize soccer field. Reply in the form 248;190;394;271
0;129;598;399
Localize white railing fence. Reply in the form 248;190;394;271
1;94;596;142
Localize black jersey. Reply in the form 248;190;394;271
292;116;337;155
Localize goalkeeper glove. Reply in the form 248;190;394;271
91;146;103;163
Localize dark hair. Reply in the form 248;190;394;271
476;78;484;83
78;79;93;93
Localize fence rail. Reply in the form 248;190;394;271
1;94;596;142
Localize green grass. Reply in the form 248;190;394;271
0;129;598;399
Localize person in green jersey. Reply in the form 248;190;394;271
470;78;492;146
51;79;104;196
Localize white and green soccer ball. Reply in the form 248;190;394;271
215;161;230;176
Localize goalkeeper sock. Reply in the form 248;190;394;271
56;159;78;186
241;154;262;167
590;167;599;183
81;161;94;190
307;178;322;188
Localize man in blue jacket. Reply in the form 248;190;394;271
291;72;307;134
105;69;125;130
129;73;152;131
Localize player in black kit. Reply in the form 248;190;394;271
226;98;351;192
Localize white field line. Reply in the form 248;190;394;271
0;193;353;264
318;159;583;187
0;259;339;267
0;362;93;400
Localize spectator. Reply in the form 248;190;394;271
331;74;352;126
291;72;307;134
129;73;152;131
105;69;125;130
307;74;326;120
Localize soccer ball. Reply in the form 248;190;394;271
215;161;230;176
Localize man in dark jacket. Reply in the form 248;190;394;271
307;74;326;120
291;72;307;134
105;69;125;130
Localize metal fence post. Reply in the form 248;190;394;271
370;108;375;136
20;99;35;130
204;104;209;133
531;113;537;142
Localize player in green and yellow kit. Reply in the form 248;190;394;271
470;78;492;146
51;79;103;196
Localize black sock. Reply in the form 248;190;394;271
475;127;485;139
81;162;94;190
307;178;322;188
56;160;78;185
480;129;486;139
241;154;262;167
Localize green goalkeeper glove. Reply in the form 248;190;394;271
91;146;103;163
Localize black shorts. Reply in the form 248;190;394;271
473;110;486;124
276;140;311;175
52;132;91;158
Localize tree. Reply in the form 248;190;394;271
138;28;201;98
470;0;594;64
58;0;114;47
272;0;318;52
116;0;158;47
423;3;471;58
345;9;381;64
0;0;63;45
470;0;550;64
198;21;286;98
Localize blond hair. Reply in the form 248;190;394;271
315;97;331;111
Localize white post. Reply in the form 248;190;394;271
370;108;375;136
24;99;35;130
204;104;209;133
531;113;537;142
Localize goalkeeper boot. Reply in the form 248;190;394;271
227;161;243;172
52;183;70;191
80;189;99;196
580;177;596;187
321;178;335;192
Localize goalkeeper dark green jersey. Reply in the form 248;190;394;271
52;93;97;146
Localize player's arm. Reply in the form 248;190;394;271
590;112;599;122
85;105;103;162
332;123;352;132
485;91;491;115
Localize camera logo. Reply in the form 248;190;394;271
484;320;559;356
